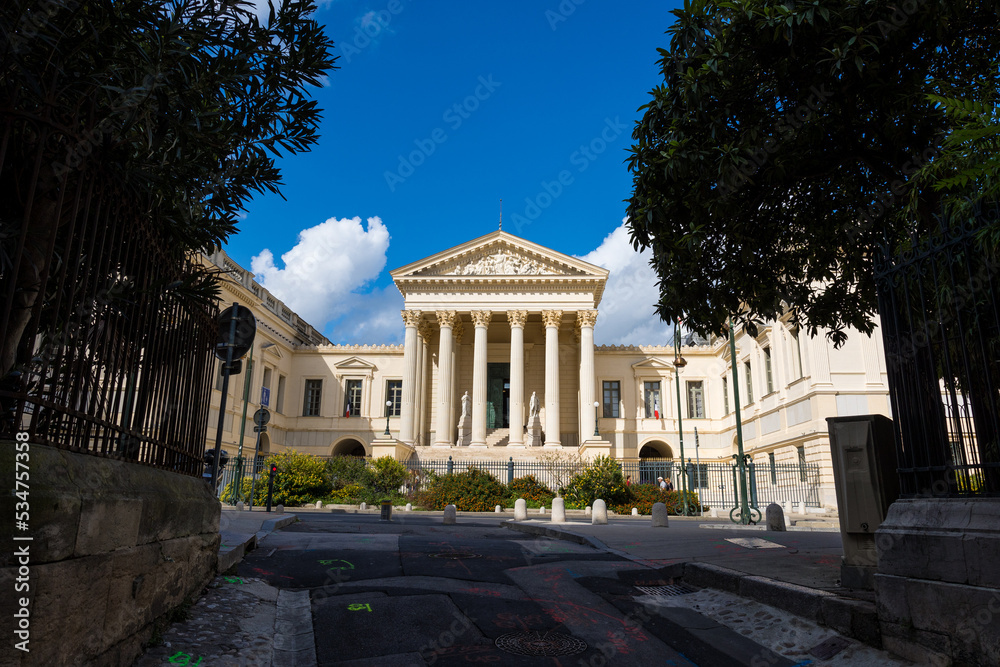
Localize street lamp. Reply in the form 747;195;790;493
674;318;689;516
593;401;600;438
384;400;392;436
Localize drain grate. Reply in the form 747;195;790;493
428;552;481;559
495;631;588;656
635;583;700;597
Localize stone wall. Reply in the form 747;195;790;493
0;443;220;666
875;498;1000;666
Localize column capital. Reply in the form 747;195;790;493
453;318;465;344
507;310;528;328
401;310;423;327
471;310;492;328
542;310;563;329
418;321;434;342
576;309;598;329
435;310;458;328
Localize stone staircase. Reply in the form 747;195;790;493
485;428;509;447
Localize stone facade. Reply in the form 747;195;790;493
204;231;892;510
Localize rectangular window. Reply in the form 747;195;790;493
345;379;362;417
262;366;272;390
686;380;705;418
276;375;286;414
303;379;322;417
791;327;804;379
644;381;661;418
769;452;777;485
763;347;774;394
602;381;620;418
744;361;754;404
797;445;807;482
722;376;730;415
386;380;402;417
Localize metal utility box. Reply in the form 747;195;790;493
827;414;901;589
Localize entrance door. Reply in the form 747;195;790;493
487;363;510;428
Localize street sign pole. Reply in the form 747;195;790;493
210;303;239;493
232;345;255;501
246;410;269;510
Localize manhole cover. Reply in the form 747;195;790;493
428;552;481;559
495;631;588;656
635;583;700;596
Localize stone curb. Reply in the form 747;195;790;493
697;523;840;533
217;513;298;573
273;589;316;667
502;520;881;650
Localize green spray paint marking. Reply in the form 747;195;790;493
319;559;355;569
166;652;203;665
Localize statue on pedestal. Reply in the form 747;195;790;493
526;391;542;447
456;390;472;446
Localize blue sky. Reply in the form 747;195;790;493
226;1;684;345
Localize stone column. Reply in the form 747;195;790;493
507;310;528;448
452;319;464;442
399;310;422;444
417;321;433;445
578;310;598;443
542;310;562;447
433;311;457;447
470;310;491;448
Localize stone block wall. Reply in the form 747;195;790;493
0;443;220;666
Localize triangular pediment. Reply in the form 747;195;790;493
334;356;377;371
631;358;675;372
391;231;608;279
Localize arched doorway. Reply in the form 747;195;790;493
332;437;368;457
638;440;674;485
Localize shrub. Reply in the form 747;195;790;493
324;483;365;503
325;455;369;489
368;456;409;495
221;475;266;506
561;455;628;508
265;450;331;507
610;488;702;515
507;475;556;506
418;467;509;512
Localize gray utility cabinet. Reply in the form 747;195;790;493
826;414;901;588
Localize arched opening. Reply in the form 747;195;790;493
332;437;368;458
638;440;674;485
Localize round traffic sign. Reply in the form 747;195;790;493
253;408;271;426
215;304;256;361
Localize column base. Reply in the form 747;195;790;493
507;443;525;449
469;442;487;449
431;442;453;449
543;442;562;448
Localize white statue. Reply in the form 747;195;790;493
460;391;471;419
529;392;540;419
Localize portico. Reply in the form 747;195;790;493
389;231;609;454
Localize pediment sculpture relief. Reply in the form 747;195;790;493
452;251;554;276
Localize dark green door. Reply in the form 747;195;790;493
487;363;510;428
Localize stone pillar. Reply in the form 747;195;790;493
577;310;597;444
507;310;528;448
470;310;491;448
452;319;464;442
399;310;421;444
433;311;457;447
417;321;433;446
542;310;562;447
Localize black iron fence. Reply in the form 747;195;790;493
875;205;1000;497
0;115;217;476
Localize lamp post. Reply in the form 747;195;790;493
384;400;392;436
673;318;689;516
593;401;600;438
234;341;275;502
694;426;701;515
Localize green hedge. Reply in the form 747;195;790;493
418;467;509;511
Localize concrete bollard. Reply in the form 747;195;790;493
495;505;502;513
784;500;793;514
514;498;527;521
592;499;608;525
443;504;457;525
539;506;545;515
710;507;719;518
796;501;805;515
315;501;322;509
406;503;412;512
359;502;367;511
551;498;566;523
766;503;787;531
784;514;792;528
275;504;284;515
585;506;592;516
652;502;669;527
236;501;245;511
632;507;639;516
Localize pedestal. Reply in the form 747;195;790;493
525;415;542;447
579;439;612;461
370;437;416;461
456;416;471;447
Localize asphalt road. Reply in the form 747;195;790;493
239;513;795;667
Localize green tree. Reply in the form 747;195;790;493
626;0;999;343
0;0;336;376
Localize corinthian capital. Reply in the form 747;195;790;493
576;309;598;329
435;310;458;328
401;310;423;327
541;310;563;329
453;318;465;343
507;310;528;328
471;310;493;328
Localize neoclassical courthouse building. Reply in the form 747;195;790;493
205;231;892;509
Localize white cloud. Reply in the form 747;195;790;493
251;216;399;342
577;220;671;346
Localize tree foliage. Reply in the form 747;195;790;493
626;0;1000;344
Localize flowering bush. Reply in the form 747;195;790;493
265;450;331;506
368;456;409;495
561;455;628;508
418;467;509;511
325;455;368;488
507;475;556;506
609;487;702;515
